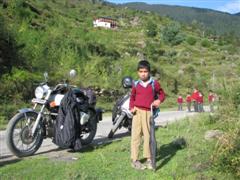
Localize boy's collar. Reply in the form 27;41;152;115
138;77;153;87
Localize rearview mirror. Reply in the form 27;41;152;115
43;72;48;81
69;69;77;78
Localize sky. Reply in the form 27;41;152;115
107;0;240;14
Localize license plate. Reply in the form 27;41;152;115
32;98;46;104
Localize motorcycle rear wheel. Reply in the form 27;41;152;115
81;110;97;145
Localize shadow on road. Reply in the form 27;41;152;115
156;137;187;170
0;131;131;163
0;156;22;167
35;147;66;156
93;131;130;145
75;131;131;153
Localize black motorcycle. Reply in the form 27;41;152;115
6;70;103;157
108;77;133;138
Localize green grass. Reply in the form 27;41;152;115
0;114;235;179
0;116;6;130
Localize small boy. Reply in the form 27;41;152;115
191;87;199;112
129;60;165;170
177;94;183;111
197;91;204;112
186;93;192;112
208;90;215;112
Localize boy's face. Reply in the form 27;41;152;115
138;68;150;81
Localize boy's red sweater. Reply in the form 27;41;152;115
177;96;183;103
208;94;214;102
129;79;165;111
191;90;199;101
186;95;192;102
197;94;204;103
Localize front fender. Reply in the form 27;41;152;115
88;107;104;122
18;108;37;114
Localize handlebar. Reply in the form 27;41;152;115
52;83;77;92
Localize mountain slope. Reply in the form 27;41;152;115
119;2;240;36
0;0;239;110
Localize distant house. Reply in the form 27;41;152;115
93;17;117;29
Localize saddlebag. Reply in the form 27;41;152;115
53;89;88;151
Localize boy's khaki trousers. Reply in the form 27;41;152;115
131;107;151;161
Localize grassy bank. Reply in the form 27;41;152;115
0;114;235;179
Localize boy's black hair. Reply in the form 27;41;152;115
137;60;150;72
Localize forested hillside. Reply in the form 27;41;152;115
119;2;240;37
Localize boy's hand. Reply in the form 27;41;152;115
152;99;161;108
130;107;137;114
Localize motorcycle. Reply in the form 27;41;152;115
108;77;133;138
6;70;103;157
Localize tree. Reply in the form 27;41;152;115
162;22;185;46
146;20;157;37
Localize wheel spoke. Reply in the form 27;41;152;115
14;137;21;147
9;113;43;154
13;131;20;139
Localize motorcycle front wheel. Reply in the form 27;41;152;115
6;112;43;157
108;112;126;138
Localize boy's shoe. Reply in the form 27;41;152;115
144;160;154;170
131;160;146;170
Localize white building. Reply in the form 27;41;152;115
93;17;117;29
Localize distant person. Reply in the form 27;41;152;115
129;60;165;170
191;87;199;112
208;90;215;112
197;91;204;112
177;95;183;111
186;93;192;112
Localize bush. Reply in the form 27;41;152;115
186;36;197;45
184;65;195;75
146;20;157;37
213;132;240;178
87;42;120;59
201;39;211;48
232;86;240;110
211;83;240;178
162;22;185;46
0;68;40;102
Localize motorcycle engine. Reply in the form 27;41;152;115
45;118;55;138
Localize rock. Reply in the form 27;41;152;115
130;16;140;26
204;130;224;140
124;52;130;57
192;162;210;172
156;121;168;128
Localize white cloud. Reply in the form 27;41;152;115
218;0;240;14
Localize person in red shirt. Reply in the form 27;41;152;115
191;87;199;112
208;90;215;112
129;60;165;170
177;95;183;111
197;91;204;112
186;93;192;112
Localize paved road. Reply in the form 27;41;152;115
0;110;199;162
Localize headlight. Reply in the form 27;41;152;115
35;85;50;99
